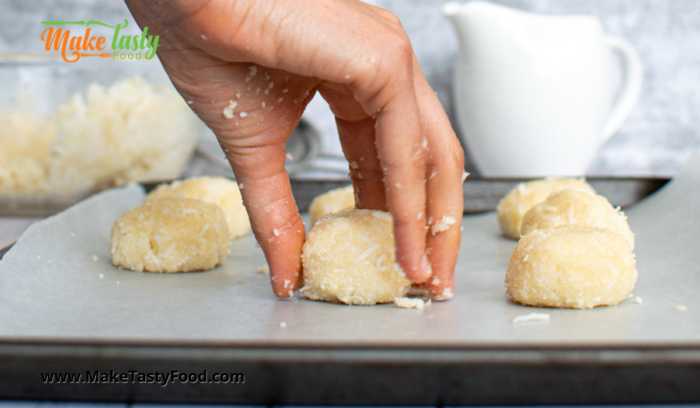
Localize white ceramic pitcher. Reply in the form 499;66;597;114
443;2;643;177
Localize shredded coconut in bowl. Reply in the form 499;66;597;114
0;76;198;198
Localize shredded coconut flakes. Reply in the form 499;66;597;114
223;100;237;118
513;313;550;323
431;215;456;235
394;297;425;310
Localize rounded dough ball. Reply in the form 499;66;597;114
111;198;230;273
145;176;250;238
308;185;355;225
521;189;635;250
505;225;637;309
497;177;595;239
300;209;411;305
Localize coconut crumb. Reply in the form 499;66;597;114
394;297;425;310
631;296;643;305
350;161;359;169
262;101;266;108
355;243;379;263
675;305;687;312
255;264;270;274
201;34;207;40
376;254;387;271
91;255;99;262
240;112;248;118
513;313;550;323
98;274;104;278
431;215;456;235
393;262;406;277
432;287;453;301
462;171;470;182
280;321;287;328
187;100;193;105
247;65;257;79
429;172;437;179
285;152;293;160
238;183;244;189
273;228;280;237
223;100;237;118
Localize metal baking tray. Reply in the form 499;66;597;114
0;174;669;218
0;163;693;405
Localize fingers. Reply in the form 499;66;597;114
318;83;386;212
368;73;430;284
321;65;431;284
169;61;317;298
423;135;464;300
223;141;305;298
212;74;316;298
413;64;465;300
335;116;387;211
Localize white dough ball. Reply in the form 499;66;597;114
308;185;355;225
497;177;595;239
300;209;411;305
521;189;635;249
111;198;229;273
505;225;637;309
146;176;250;238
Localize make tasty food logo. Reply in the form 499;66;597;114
40;19;159;63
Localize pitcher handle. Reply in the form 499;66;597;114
601;35;643;143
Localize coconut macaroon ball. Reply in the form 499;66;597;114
111;198;230;273
308;185;355;225
145;176;250;238
521;189;635;250
505;225;637;309
300;209;412;305
496;177;595;239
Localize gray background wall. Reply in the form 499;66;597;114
2;0;699;177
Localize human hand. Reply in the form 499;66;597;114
126;0;464;299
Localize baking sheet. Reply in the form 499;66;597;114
0;156;699;348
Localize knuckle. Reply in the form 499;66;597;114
379;30;413;68
430;137;465;174
450;142;466;171
377;8;403;28
392;213;419;230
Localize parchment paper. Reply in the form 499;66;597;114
1;155;699;348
